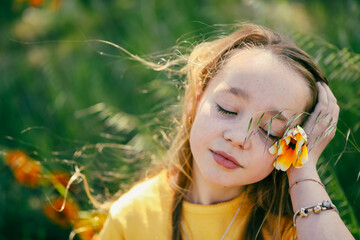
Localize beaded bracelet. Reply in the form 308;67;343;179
289;178;325;193
293;200;339;227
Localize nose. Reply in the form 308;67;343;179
223;118;252;149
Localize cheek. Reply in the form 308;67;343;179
249;158;275;183
254;130;278;150
250;136;276;177
260;152;276;177
258;143;276;169
189;103;221;153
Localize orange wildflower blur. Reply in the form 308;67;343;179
5;150;42;188
269;125;308;171
51;171;70;188
16;0;63;9
49;171;79;193
43;197;79;228
73;212;108;240
29;0;44;7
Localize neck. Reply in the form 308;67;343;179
186;165;244;205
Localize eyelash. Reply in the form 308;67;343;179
216;104;281;141
216;104;237;116
260;127;280;141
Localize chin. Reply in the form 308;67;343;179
209;168;275;188
202;168;247;188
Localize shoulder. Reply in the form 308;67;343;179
100;170;174;239
109;169;173;222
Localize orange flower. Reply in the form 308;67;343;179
16;0;63;9
43;197;79;228
269;125;308;171
51;171;71;188
73;212;108;240
5;150;42;188
29;0;45;7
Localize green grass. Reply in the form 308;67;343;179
1;0;359;239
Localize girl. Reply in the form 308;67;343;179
99;24;355;239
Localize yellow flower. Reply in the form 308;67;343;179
73;212;108;240
268;125;308;171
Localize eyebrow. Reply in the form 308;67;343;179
223;86;250;100
221;85;289;122
267;110;288;122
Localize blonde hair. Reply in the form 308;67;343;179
167;23;328;240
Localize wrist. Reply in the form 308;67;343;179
287;160;320;184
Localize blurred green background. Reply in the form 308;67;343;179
1;0;360;239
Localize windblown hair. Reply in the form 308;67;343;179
166;23;328;240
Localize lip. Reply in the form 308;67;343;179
210;150;242;169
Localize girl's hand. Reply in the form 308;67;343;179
287;82;354;240
303;82;339;167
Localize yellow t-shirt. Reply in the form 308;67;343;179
99;171;296;240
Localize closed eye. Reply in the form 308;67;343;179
216;104;237;116
259;127;280;141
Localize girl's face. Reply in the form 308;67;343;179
189;48;311;189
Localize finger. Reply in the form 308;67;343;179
314;93;339;145
329;101;339;134
329;105;339;138
305;83;327;130
316;82;329;107
305;83;340;154
320;82;339;125
304;83;331;143
315;82;333;124
314;82;328;122
321;82;337;104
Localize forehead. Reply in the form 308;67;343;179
208;49;311;117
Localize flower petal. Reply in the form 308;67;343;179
299;145;308;165
294;144;308;168
295;136;305;154
273;147;296;171
296;125;308;142
268;144;278;155
269;139;287;155
271;125;309;171
284;135;291;145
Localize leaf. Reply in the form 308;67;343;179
334;129;350;166
271;111;283;121
319;158;360;238
287;112;304;128
285;113;297;128
256;112;265;126
266;119;273;142
247;117;253;132
311;134;322;150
